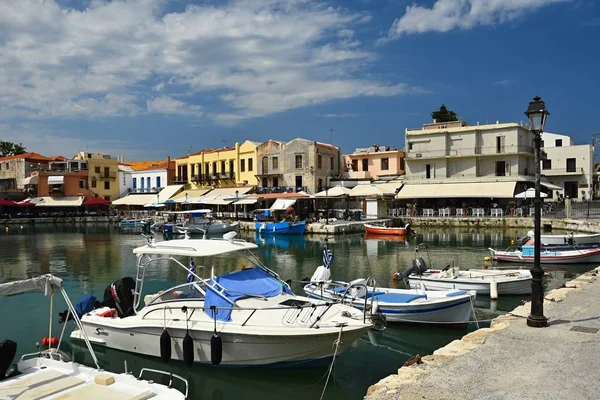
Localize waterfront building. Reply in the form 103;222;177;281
256;138;340;194
540;132;594;201
118;157;175;198
0;153;64;200
174;141;259;189
71;152;120;200
342;144;405;183
397;120;537;200
36;157;92;200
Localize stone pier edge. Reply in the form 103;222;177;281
364;266;600;399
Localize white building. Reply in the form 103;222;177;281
541;132;594;201
117;158;174;198
397;120;536;199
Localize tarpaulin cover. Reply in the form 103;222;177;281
204;267;293;322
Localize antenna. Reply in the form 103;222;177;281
329;128;336;144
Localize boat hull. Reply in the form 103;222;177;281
303;285;474;326
177;221;239;235
72;322;366;367
540;233;600;246
364;224;407;236
491;248;600;264
408;271;531;295
255;221;306;235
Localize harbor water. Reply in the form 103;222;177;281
0;225;596;399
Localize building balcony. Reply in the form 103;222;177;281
406;145;534;160
39;169;88;175
129;187;162;194
256;186;307;194
98;172;117;180
542;167;584;176
404;172;536;182
343;171;371;180
174;178;188;184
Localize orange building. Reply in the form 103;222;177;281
36;158;94;198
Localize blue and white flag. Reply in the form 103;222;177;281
187;258;196;283
323;246;334;269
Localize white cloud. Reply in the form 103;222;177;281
387;0;570;37
0;0;410;123
147;96;202;116
316;112;361;118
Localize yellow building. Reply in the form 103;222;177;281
74;151;120;200
175;141;259;189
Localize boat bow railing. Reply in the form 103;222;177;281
139;368;189;399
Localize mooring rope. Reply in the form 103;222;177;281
469;296;480;329
320;324;344;400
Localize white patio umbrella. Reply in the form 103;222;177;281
515;188;548;199
315;186;352;198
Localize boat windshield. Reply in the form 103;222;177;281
148;282;206;306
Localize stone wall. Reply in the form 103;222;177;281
0;159;25;190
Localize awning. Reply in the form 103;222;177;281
541;182;563;191
34;196;84;207
158;185;184;203
112;194;159;206
349;182;401;197
23;176;39;185
395;182;517;199
196;187;254;205
172;189;212;203
315;186;352;198
233;196;260;205
48;176;64;185
270;199;296;210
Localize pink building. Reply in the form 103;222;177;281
342;144;406;181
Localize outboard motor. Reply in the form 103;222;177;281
0;340;17;381
102;277;136;318
393;257;428;281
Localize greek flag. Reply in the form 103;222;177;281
323;246;334;269
187;259;196;283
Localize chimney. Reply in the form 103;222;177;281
433;118;437;123
496;121;499;124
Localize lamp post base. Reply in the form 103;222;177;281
527;314;548;328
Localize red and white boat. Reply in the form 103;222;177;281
364;223;411;236
490;238;600;264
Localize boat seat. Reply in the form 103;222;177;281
371;293;427;303
3;373;84;400
52;383;155;400
0;369;65;389
446;290;468;297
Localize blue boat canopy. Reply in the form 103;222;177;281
204;267;293;322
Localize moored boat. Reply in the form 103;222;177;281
303;247;476;328
256;220;306;235
364;223;411;236
400;266;532;295
0;275;188;399
71;233;371;367
489;244;600;264
524;230;600;247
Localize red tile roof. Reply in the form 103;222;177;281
0;152;52;162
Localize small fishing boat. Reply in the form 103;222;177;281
303;247;476;327
524;230;600;247
256;220;306;235
0;275;187;399
71;232;371;367
489;242;600;264
364;223;411;236
397;263;532;295
171;209;239;235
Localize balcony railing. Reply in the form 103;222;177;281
174;178;188;184
405;172;536;181
542;167;584;176
256;186;307;194
129;187;163;194
406;145;534;159
344;171;371;179
98;172;117;180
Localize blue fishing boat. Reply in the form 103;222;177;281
255;220;306;235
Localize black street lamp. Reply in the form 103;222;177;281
524;96;550;328
235;190;239;220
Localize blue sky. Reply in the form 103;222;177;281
0;0;598;160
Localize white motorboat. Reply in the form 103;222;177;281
489;245;600;264
524;230;600;247
0;275;187;399
303;248;476;328
403;266;532;295
71;233;372;367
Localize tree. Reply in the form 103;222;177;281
0;141;27;157
431;104;458;123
